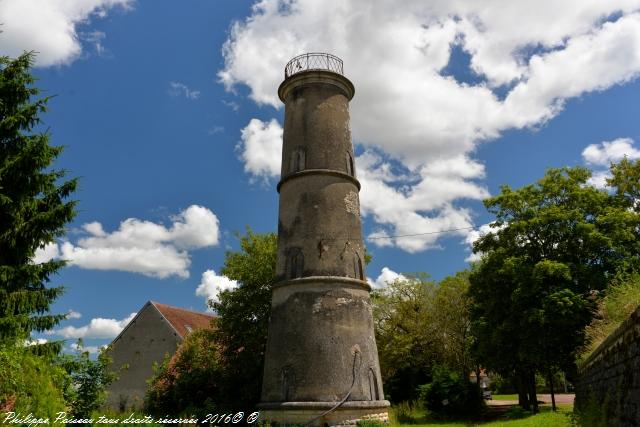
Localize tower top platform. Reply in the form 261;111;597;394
284;53;344;78
279;53;354;102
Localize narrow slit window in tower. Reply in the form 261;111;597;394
368;368;380;401
346;152;355;177
289;147;306;173
354;252;363;280
288;248;304;279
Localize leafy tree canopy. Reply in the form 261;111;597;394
469;164;640;410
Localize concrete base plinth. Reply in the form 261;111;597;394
258;401;390;426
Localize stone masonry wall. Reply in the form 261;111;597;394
575;306;640;426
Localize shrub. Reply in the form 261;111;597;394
418;365;484;418
0;345;68;417
145;328;223;418
58;342;117;418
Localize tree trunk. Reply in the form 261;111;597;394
548;367;556;412
517;371;530;410
529;370;538;413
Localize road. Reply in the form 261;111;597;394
488;393;575;406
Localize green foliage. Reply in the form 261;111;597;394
418;365;484;418
210;229;277;409
145;328;223;418
582;272;640;359
0;344;68;416
147;229;276;414
57;341;117;418
0;52;77;345
574;393;608;427
372;271;474;402
468;165;640;409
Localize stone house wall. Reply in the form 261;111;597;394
105;303;182;410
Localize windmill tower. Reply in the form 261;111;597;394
259;53;389;426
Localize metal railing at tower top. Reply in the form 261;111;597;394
284;53;344;78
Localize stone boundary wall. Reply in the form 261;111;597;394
575;306;640;425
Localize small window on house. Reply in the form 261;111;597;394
346;152;355;177
185;324;193;333
287;248;304;279
289;147;306;173
354;253;364;280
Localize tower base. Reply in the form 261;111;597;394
258;401;390;426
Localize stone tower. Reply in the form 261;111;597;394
259;53;389;426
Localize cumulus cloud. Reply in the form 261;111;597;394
0;0;134;67
582;138;640;166
24;338;48;346
70;342;105;354
358;151;488;252
195;269;239;307
582;138;640;188
39;205;220;279
220;1;640;252
168;81;201;100
232;120;487;252
33;242;61;264
463;222;505;262
367;267;406;289
67;310;82;320
238;118;283;181
51;312;136;339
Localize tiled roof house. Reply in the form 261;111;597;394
105;301;215;410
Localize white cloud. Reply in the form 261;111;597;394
195;269;239;307
220;2;640;253
168;81;201;100
44;205;220;279
582;138;640;188
33;242;61;264
358;151;488;252
582;138;640;166
67;310;82;320
367;267;406;289
0;0;134;67
24;338;48;346
51;312;136;339
70;342;106;354
232;121;487;252
464;222;505;262
238;118;283;181
220;2;640;161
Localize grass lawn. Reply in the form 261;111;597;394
491;394;519;400
390;402;574;427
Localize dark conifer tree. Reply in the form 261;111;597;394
0;52;77;349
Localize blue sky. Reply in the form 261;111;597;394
2;0;640;353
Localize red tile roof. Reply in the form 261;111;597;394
151;301;216;339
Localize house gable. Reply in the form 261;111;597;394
105;301;214;410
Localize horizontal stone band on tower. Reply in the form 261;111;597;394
277;168;361;193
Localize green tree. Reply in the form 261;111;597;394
372;272;475;402
145;328;223;418
58;341;117;418
372;275;437;402
209;229;277;409
0;52;77;348
469;166;639;411
433;270;475;378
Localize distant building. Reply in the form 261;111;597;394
105;301;215;411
